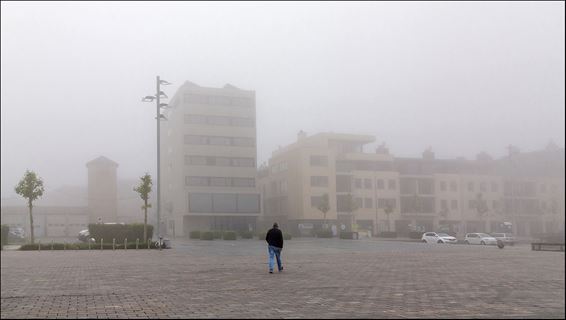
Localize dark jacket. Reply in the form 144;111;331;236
265;227;284;249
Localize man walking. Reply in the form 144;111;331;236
265;222;284;273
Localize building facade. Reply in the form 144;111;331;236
161;81;260;237
258;132;565;238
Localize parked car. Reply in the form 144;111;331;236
8;227;25;241
78;229;90;242
490;233;515;246
465;233;498;245
421;232;457;244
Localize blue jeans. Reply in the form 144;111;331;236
268;245;282;272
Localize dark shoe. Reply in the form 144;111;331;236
279;267;283;272
269;271;273;274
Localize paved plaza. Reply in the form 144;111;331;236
1;238;564;319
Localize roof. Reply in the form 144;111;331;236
86;156;119;168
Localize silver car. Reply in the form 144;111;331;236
465;233;498;245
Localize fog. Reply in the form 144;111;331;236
1;1;564;198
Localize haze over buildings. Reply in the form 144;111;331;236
1;2;564;202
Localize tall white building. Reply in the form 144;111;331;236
161;81;260;237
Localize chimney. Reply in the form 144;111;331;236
376;143;389;155
422;147;435;160
297;130;307;141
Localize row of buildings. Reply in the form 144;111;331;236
2;81;564;239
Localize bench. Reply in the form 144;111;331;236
531;243;565;252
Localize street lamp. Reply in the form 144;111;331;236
142;76;172;244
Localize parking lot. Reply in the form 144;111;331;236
1;238;564;318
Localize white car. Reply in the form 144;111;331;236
465;233;498;245
421;232;458;244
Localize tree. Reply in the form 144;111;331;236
344;193;360;231
133;173;152;242
316;194;331;229
473;193;489;219
14;170;44;244
384;202;394;232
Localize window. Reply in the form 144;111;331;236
310;176;329;187
184;94;209;104
492;200;498;210
378;198;396;209
212;194;238;212
231;117;254;127
418;179;434;194
388;180;396;190
310;155;328;166
210;177;230;187
451;199;458;210
186;156;206;165
209;136;231;146
233;137;255;147
364;179;372;189
207;116;231;126
184;135;207;145
184;114;206;124
186;176;208;186
468;181;474;192
376;179;384;189
232;178;255;187
214;157;231;166
450;182;457;192
491;182;498;192
441;199;448;210
364;198;373;208
232;158;255;167
355;198;363;209
311;196;323;207
232;97;253;107
189;193;212;212
440;181;447;191
237;194;260;213
355;178;362;189
480;182;487;192
208;95;232;106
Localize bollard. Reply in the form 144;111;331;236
51;240;54;251
38;240;41;252
124;238;127;250
136;238;139;250
112;238;115;250
101;238;103;250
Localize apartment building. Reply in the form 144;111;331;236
258;132;565;238
161;81;260;237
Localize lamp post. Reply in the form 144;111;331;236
142;76;172;242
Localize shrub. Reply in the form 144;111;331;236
223;231;237;240
1;225;8;249
88;223;153;243
200;231;214;240
189;231;201;239
212;230;223;239
239;231;254;239
339;232;358;240
316;230;333;238
19;241;159;250
283;233;292;240
409;231;424;239
378;231;397;238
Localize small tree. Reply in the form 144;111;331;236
344;193;360;231
14;170;44;244
133;173;152;243
384;202;394;232
473;193;489;219
316;194;331;229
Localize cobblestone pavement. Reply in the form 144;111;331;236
1;238;564;318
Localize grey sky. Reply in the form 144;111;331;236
1;1;564;198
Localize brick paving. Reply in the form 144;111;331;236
1;238;564;318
